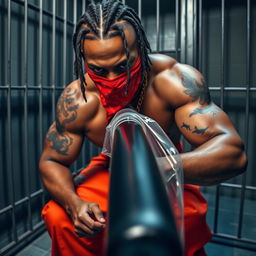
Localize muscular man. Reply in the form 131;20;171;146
39;1;247;255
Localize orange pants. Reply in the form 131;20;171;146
42;153;211;256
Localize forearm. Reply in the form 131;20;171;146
39;160;80;210
181;134;247;186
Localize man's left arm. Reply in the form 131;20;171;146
171;64;247;186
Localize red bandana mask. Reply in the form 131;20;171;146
86;56;142;123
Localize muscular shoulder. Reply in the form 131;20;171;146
149;54;177;73
150;55;210;108
55;79;100;134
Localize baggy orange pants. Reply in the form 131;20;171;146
42;149;211;256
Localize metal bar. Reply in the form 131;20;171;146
1;85;256;92
237;0;251;239
73;0;77;37
193;0;197;67
220;0;225;108
156;0;160;52
0;205;12;215
63;0;67;88
180;0;187;63
7;0;17;243
175;0;179;60
81;140;86;168
73;0;78;172
212;233;256;248
82;0;86;14
11;0;74;27
38;0;43;153
23;0;33;232
214;0;225;234
0;86;65;90
51;0;56;121
198;0;202;71
138;0;141;19
38;0;45;208
208;87;256;91
219;183;256;191
0;189;44;215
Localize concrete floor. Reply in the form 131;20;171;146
15;230;256;256
15;232;51;256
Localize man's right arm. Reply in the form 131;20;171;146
39;84;105;237
39;121;83;212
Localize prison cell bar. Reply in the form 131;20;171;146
237;0;251;239
1;85;255;92
82;0;86;14
63;0;67;89
73;0;78;173
198;0;202;71
7;0;17;245
11;0;73;27
213;0;226;235
0;0;72;254
51;0;56;122
138;0;142;19
193;0;197;68
156;0;160;52
38;0;45;207
23;0;33;233
175;0;180;61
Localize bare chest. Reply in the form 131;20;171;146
85;88;180;147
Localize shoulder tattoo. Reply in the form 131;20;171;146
181;71;211;105
189;104;220;117
56;87;79;133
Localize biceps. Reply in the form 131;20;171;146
43;122;84;165
175;102;228;146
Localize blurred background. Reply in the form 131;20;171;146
0;0;255;255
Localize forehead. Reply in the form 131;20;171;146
82;23;137;61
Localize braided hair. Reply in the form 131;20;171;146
73;0;152;101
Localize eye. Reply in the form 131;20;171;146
114;63;127;74
92;67;104;74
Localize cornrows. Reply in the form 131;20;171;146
73;0;152;101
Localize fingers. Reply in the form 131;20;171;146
80;210;105;230
73;202;106;238
90;203;106;223
74;223;97;238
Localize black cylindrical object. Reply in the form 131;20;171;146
106;122;183;256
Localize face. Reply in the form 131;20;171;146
82;23;138;79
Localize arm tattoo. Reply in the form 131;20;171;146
192;126;209;135
46;124;73;155
189;104;219;117
46;87;79;155
56;88;79;133
181;71;211;105
180;122;209;135
181;122;191;131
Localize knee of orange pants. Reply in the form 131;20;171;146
42;200;105;256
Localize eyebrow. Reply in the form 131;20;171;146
87;57;135;70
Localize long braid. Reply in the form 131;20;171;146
73;0;152;103
75;28;90;101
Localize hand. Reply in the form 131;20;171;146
67;197;106;238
